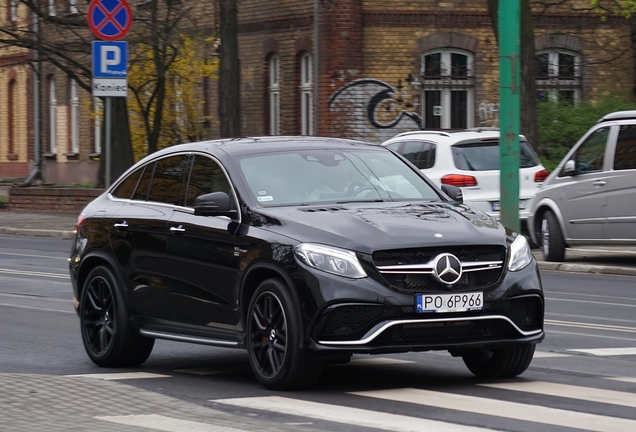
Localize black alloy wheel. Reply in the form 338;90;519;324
541;210;566;262
246;278;323;390
462;344;536;378
80;266;154;367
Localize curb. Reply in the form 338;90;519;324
536;261;636;277
0;227;75;240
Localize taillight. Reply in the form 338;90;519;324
74;213;86;234
441;174;478;187
534;169;549;182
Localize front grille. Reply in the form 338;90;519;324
318;305;405;341
490;295;543;331
373;245;505;293
372;319;518;345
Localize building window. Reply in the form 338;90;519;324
9;0;17;22
70;79;79;154
8;80;16;155
69;0;78;14
49;75;57;154
300;53;313;136
94;98;103;154
269;55;280;135
49;0;55;16
421;49;474;129
535;50;581;103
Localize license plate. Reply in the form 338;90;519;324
491;200;527;212
416;292;483;313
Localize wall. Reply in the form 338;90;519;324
8;187;104;214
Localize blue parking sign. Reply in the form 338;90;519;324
92;41;128;78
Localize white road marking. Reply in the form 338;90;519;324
175;365;251;375
0;303;74;314
0;267;70;279
609;377;636;384
96;414;248;432
213;396;491;432
480;381;636;408
568;347;636;356
350;387;636;432
532;351;571;358
66;372;170;380
546;298;636;308
546;319;636;333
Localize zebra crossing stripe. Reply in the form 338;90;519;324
213;396;491;432
568;347;636;356
350;387;636;432
480;381;636;408
66;372;170;380
96;414;248;431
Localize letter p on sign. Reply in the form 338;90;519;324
101;46;120;73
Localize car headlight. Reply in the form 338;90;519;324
294;243;367;279
508;234;533;272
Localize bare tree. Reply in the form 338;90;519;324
218;0;241;137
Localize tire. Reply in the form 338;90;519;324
541;210;566;262
79;266;154;367
462;344;535;378
246;278;323;390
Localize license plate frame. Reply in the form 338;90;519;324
416;292;484;313
491;200;527;212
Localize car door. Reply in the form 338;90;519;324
164;155;245;328
555;126;611;241
605;123;636;240
110;154;189;319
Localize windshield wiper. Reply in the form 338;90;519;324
336;199;385;204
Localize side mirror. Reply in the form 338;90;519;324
563;159;576;176
194;192;238;219
441;184;463;203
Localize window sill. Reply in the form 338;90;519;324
7;153;18;161
88;152;101;161
64;152;79;160
43;153;57;160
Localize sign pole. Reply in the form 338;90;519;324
105;97;112;187
499;1;521;233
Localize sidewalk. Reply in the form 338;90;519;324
0;209;635;276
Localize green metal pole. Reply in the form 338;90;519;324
499;1;521;233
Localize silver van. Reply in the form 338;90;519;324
528;110;636;261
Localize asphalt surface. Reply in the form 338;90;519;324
1;208;635;431
0;208;635;276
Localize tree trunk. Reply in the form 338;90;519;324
219;0;241;137
487;0;538;150
97;97;135;188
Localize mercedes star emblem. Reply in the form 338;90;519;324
433;253;463;285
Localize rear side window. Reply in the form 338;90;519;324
394;141;436;169
451;141;539;171
571;127;608;175
614;125;636;170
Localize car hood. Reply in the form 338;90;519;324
251;202;506;254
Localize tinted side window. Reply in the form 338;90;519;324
111;166;145;199
614;125;636;171
399;141;436;169
572;127;608;175
185;156;233;207
133;162;154;201
147;155;190;205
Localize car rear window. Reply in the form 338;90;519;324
451;141;539;171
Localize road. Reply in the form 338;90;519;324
1;234;635;432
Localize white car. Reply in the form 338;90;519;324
382;130;549;221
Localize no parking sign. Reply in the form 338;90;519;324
87;0;133;41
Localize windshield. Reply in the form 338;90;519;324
238;149;440;206
451;141;539;171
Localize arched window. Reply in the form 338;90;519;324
48;75;57;154
93;98;103;154
9;0;17;22
269;55;280;135
70;79;79;154
299;53;313;135
421;49;474;129
535;49;581;103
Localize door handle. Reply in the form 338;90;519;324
113;221;128;231
170;225;186;234
593;180;606;187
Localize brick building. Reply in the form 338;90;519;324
1;0;633;184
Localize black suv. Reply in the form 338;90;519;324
69;136;544;389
